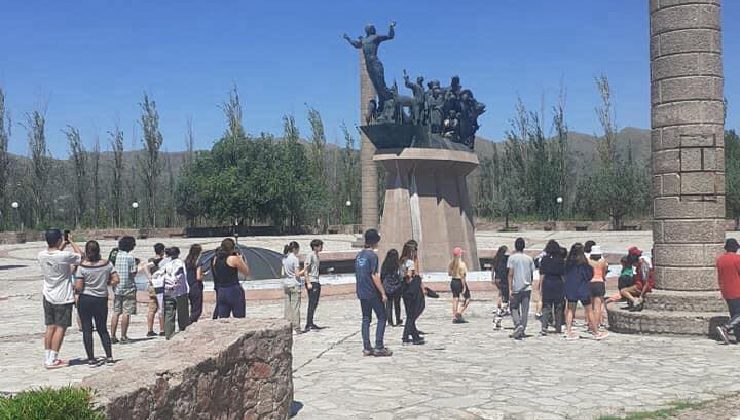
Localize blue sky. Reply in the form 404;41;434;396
1;1;739;157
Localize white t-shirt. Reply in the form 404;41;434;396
38;249;82;304
282;253;302;287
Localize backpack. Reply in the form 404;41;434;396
382;272;403;296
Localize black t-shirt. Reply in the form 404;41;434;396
540;255;565;300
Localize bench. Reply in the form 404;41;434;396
621;224;641;231
575;225;589;231
168;233;186;238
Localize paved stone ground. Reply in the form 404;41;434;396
3;233;740;419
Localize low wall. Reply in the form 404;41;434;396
82;319;293;419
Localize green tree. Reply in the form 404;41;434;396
306;106;330;231
26;109;50;227
340;124;360;224
109;127;124;227
725;130;740;228
0;89;10;229
138;93;164;227
64;125;87;227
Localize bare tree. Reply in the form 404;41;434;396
91;136;101;227
64;125;87;227
138;93;164;227
109;126;124;227
0;89;10;228
25;109;49;227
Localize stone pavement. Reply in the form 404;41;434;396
3;234;740;419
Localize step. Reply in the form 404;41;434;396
607;303;729;338
645;290;727;313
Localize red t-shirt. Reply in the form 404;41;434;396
716;252;740;300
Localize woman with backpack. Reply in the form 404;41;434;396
158;247;190;339
381;249;404;327
400;242;424;345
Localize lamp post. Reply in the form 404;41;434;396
555;197;563;228
132;202;139;228
10;202;21;231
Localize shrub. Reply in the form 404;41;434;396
0;386;103;420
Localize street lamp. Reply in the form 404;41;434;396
132;202;139;228
10;202;21;231
555;197;563;227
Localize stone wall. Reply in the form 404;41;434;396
82;319;293;419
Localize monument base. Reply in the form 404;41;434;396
374;148;479;273
607;289;728;337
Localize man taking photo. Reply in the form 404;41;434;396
38;229;84;369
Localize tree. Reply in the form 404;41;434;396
279;114;309;230
64;126;87;227
725;130;740;228
340;124;360;224
138;93;164;227
109;127;124;227
185;116;195;165
306;106;330;231
0;89;10;229
91;136;101;227
26;109;50;227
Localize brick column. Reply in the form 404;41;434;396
360;53;379;229
651;0;725;291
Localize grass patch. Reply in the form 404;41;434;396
0;386;103;420
598;399;711;420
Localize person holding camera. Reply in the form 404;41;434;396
212;238;250;318
74;240;118;366
37;229;84;369
110;236;138;344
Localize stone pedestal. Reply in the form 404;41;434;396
360;53;379;230
374;148;479;273
608;0;728;336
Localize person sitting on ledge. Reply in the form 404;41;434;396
619;247;654;312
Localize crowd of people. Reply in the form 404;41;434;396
37;229;249;369
38;226;740;367
351;231;666;356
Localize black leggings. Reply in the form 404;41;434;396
386;293;402;325
78;294;112;360
402;294;421;341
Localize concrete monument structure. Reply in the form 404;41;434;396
344;23;484;272
609;0;728;335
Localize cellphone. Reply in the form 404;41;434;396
64;230;71;243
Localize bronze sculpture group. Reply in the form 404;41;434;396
344;22;485;150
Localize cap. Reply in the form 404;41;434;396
725;238;739;252
590;245;602;256
364;228;381;245
628;246;642;257
453;247;464;257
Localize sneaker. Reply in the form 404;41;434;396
534;312;542;320
146;331;157;337
105;357;115;366
88;358;103;368
716;325;732;345
564;333;580;341
402;339;413;346
44;359;68;369
309;324;325;331
452;318;463;324
111;336;119;344
374;347;393;357
362;348;375;357
119;337;131;345
412;338;425;346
